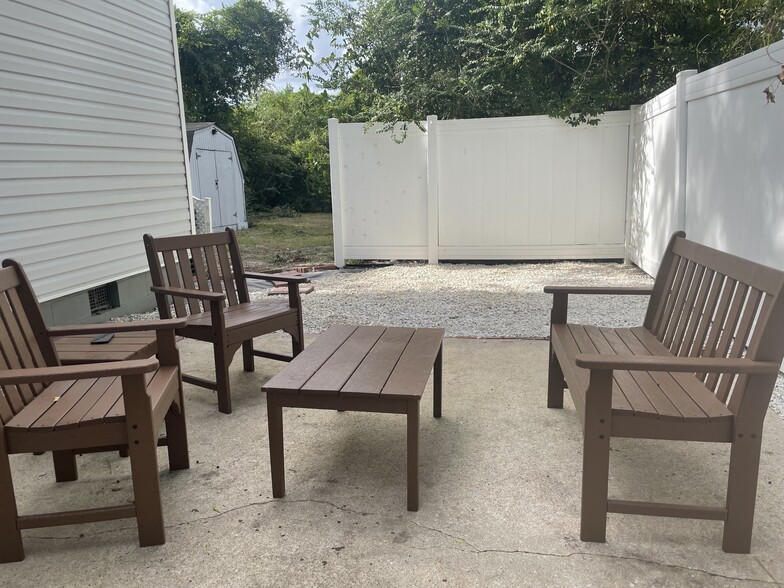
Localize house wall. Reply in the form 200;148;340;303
0;0;192;322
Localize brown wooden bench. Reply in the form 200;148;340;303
546;231;784;553
0;260;190;562
262;325;444;511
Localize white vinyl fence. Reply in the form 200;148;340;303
628;39;784;276
329;113;632;266
329;39;784;272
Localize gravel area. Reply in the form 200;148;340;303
118;260;784;418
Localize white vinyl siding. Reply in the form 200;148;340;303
0;0;191;301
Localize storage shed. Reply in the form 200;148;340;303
186;123;248;232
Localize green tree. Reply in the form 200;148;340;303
304;0;784;126
176;0;294;124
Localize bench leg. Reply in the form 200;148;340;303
722;433;763;553
580;369;612;543
433;343;443;418
0;444;24;562
53;450;78;482
214;344;232;415
242;340;255;372
547;342;565;409
267;394;285;498
407;399;420;511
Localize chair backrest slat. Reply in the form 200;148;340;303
204;245;224;295
0;260;61;422
176;248;202;315
704;283;749;390
216;244;239;306
191;247;211;297
161;250;188;317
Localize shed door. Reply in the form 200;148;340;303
194;148;222;229
195;148;239;230
214;150;237;229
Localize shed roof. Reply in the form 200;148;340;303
185;122;216;154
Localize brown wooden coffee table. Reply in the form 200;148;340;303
52;331;158;365
262;325;444;511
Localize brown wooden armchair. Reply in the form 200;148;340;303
0;259;189;562
143;228;306;414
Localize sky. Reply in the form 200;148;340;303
172;0;327;89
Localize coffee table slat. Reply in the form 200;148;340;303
302;326;386;394
381;328;445;398
264;325;357;393
342;327;416;396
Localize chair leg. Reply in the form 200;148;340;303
547;342;565;408
242;340;255;372
580;369;613;543
52;450;78;482
165;401;190;472
214;344;232;415
292;321;305;357
123;374;165;547
722;433;763;553
0;445;24;562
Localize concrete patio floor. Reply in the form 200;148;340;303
3;334;784;587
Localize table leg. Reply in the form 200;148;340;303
267;394;285;498
407;399;420;511
433;342;443;418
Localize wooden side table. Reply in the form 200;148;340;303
262;325;444;511
52;331;158;364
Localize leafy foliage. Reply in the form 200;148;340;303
303;0;784;126
175;0;294;124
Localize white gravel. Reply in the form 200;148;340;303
118;261;784;418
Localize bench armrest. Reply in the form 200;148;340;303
574;354;781;374
244;272;308;284
48;318;187;337
544;286;653;295
0;358;159;385
150;285;226;302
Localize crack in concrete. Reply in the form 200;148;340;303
26;497;781;585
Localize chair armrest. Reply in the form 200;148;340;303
544;286;653;295
244;272;308;284
48;318;187;337
0;358;159;385
574;354;780;374
151;286;226;302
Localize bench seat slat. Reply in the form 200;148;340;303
569;326;633;414
552;324;734;424
629;328;734;420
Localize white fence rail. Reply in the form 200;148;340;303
329;114;632;266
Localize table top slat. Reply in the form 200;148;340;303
381;328;444;398
301;326;386;394
263;325;357;393
342;327;416;396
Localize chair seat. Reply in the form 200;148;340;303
551;323;734;423
185;299;296;329
5;367;180;453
